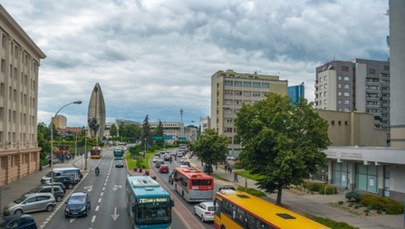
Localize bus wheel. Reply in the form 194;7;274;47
221;226;226;229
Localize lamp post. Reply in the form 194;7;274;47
50;100;82;196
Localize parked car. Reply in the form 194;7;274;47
0;214;38;229
26;185;65;202
155;159;164;168
194;201;215;222
42;181;66;192
226;156;236;161
159;164;169;173
64;192;91;218
115;159;124;168
3;193;56;215
54;176;76;189
41;167;82;184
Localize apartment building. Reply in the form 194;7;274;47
0;5;46;185
211;69;288;155
315;59;390;133
52;115;67;129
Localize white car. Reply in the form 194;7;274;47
194;201;214;222
152;156;159;163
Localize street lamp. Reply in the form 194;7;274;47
50;100;82;196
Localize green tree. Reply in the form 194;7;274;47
192;128;229;174
234;93;330;205
141;115;152;151
122;123;142;143
110;124;118;137
154;120;164;146
37;122;50;160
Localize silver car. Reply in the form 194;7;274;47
3;193;56;215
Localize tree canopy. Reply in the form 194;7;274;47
234;93;330;205
192;128;229;173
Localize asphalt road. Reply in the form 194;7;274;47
42;148;188;229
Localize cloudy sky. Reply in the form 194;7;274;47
1;0;389;127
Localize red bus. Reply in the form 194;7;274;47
173;167;214;202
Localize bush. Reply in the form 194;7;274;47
345;191;361;202
360;194;404;214
303;181;324;192
319;186;338;195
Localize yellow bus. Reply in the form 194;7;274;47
214;190;331;229
90;146;102;159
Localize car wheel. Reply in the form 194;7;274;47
14;209;23;215
201;214;205;222
46;205;54;212
68;184;73;189
56;196;62;202
65;214;69;218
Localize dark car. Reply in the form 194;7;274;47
0;214;38;229
163;154;171;161
64;192;91;218
155;159;164;168
203;165;213;174
54;176;76;189
168;171;174;184
43;181;66;192
26;185;65;202
115;159;124;168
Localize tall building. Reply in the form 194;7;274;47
389;0;405;148
87;83;106;139
315;59;390;132
52;115;67;129
0;5;46;185
288;83;305;105
211;69;288;155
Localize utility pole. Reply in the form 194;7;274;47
84;138;88;170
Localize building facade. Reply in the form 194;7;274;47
288;83;305;105
210;69;288;155
0;5;46;186
315;59;390;134
389;0;405;148
52;115;67;129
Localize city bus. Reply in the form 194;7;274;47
113;147;125;160
90;146;102;159
126;176;174;229
214;190;331;229
173;167;214;202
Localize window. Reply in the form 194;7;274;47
0;59;5;72
225;90;233;95
368;69;376;74
235;90;242;96
252;91;260;97
338;92;342;96
252;82;260;88
234;100;242;105
0;83;4;96
324;76;327;81
225;99;232;105
342;66;349;72
235;81;242;87
1;34;6;48
384;65;389;71
344;92;350;96
243;91;251;97
344;76;350;81
243;82;251;87
338;84;341;88
338;76;342;80
344;108;350;112
338;99;341;104
331;121;335;126
344;84;350;89
225;80;233;86
344;100;350;105
261;82;269;88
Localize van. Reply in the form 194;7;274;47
41;167;82;184
26;185;65;202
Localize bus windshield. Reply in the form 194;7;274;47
135;204;171;225
191;179;212;186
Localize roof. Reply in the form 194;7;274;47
175;167;213;180
127;176;170;198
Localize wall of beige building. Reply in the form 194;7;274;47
317;110;387;147
0;5;46;186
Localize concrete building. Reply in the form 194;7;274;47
52;115;67;129
389;0;405;148
0;5;46;186
87;83;106;140
199;116;210;133
211;69;288;155
288;83;305;105
322;0;405;201
315;59;390;133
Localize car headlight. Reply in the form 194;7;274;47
81;206;86;211
65;208;70;212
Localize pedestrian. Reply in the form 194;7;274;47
224;164;228;173
215;164;218;170
233;173;238;183
229;164;233;174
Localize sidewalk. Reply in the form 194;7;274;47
187;156;403;229
0;156;86;216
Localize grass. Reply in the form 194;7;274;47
236;185;266;197
311;216;359;229
235;170;265;181
125;150;156;170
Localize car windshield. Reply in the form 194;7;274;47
69;196;85;204
207;206;215;211
136;205;171;225
13;195;28;204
